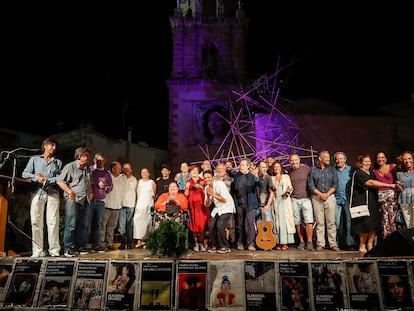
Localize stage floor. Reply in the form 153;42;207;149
3;244;412;261
81;247;365;261
6;245;377;261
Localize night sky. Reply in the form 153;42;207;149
3;2;413;150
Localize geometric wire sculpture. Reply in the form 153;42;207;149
197;68;318;167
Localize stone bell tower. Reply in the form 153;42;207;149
167;0;249;167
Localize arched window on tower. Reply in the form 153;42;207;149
202;44;218;80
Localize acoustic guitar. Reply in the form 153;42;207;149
255;210;277;250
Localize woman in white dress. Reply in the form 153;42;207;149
133;167;156;248
266;162;296;250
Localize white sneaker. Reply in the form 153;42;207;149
199;244;206;252
217;248;231;254
31;251;47;257
193;243;199;252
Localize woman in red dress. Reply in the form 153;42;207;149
185;165;209;252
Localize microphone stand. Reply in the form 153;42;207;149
1;148;40;257
4;154;19;256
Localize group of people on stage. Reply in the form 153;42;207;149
22;138;157;258
21;137;414;257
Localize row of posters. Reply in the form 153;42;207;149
1;258;414;310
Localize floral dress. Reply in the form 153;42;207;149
374;163;402;239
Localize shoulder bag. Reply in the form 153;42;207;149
349;171;370;218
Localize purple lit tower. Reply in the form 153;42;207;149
167;1;249;166
167;1;314;168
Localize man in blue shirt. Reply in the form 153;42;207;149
307;150;340;251
334;151;357;250
22;138;62;257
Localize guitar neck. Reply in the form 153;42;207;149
262;210;267;223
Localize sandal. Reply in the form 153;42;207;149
359;245;367;254
275;246;281;250
135;241;145;249
281;245;288;251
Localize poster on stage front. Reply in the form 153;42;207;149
310;261;346;310
208;260;245;310
278;261;311;311
176;260;208;310
72;260;108;310
37;259;75;308
344;259;382;310
244;260;276;310
377;259;414;310
139;261;174;311
3;258;43;307
105;261;139;311
0;259;14;304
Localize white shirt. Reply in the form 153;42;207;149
105;174;127;209
205;179;235;217
121;174;138;208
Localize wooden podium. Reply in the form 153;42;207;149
0;193;8;256
0;175;29;257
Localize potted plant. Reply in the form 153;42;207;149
147;219;189;258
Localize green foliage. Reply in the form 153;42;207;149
147;220;189;258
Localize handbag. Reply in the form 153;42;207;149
166;202;181;215
349;171;370;218
350;204;370;218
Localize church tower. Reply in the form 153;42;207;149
167;0;249;165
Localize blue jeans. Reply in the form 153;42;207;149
118;206;134;243
88;200;106;249
64;199;89;250
336;200;356;247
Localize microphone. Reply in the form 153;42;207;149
0;155;8;170
20;148;42;152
